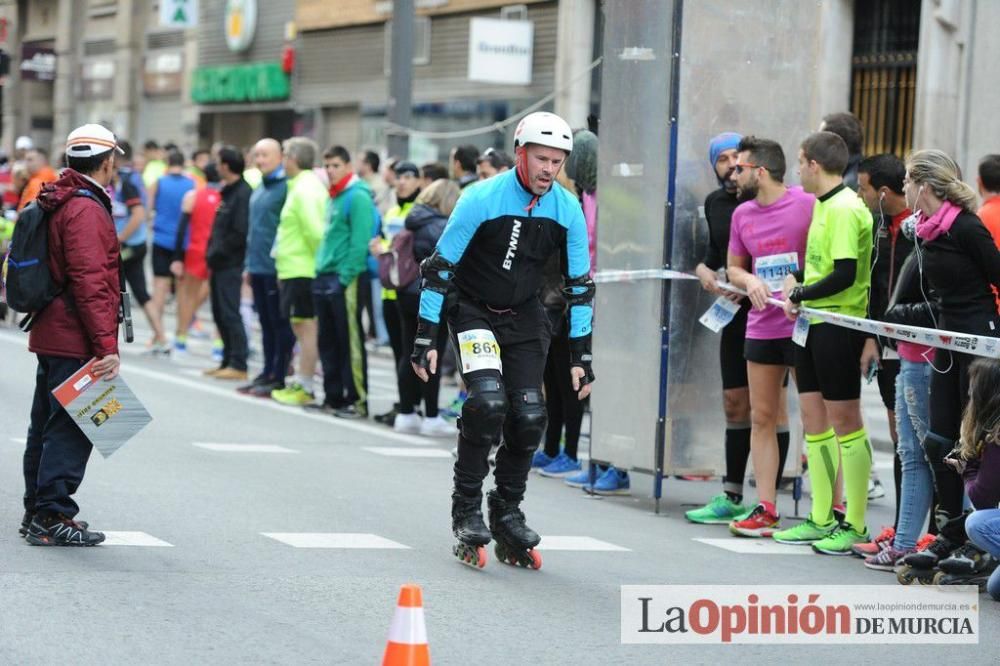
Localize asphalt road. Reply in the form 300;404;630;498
1;317;997;665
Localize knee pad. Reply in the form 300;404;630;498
460;376;507;447
504;389;547;453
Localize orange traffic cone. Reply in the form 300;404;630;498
382;584;430;666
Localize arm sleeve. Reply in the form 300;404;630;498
418;192;485;323
959;217;1000;291
791;258;857;303
564;201;593;338
964;443;1000;510
341;191;376;286
63;207;119;356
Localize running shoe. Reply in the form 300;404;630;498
271;383;314;406
772;518;838;545
531;450;555;470
687;493;748;525
214;367;248;381
565;465;605;489
334;404;366;420
868;476;886;500
729;504;780;537
865;545;916;571
393;412;422;434
916;533;936;551
851;525;895;558
419;415;455;438
20;511;87;537
26;513;104;547
812;523;870;556
589;467;630;495
539;452;582;478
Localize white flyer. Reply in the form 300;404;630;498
699;297;742;333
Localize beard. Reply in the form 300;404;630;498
736;180;758;202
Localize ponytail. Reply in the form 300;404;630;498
944;179;979;212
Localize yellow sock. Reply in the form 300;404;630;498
806;428;838;525
838;428;872;531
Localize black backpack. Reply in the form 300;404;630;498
3;200;60;313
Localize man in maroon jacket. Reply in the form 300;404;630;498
22;123;124;547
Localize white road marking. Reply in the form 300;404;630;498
102;531;174;547
363;447;453;458
694;537;814;555
261;532;410;549
539;536;631;551
193;443;299;453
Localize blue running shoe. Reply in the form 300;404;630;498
590;467;631;495
539;452;582;478
531;450;555;469
565;465;605;488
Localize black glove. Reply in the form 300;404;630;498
411;318;439;372
569;335;595;386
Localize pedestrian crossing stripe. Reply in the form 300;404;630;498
102;531;174;547
261;532;410;549
193;443;299;453
693;538;814;555
540;536;630;551
363;447;453;458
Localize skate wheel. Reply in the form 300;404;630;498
932;571;947;586
896;568;913;585
528;549;542;570
475;546;487;569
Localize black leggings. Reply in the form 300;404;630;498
397;292;447;417
120;243;150;306
925;349;976;520
542;310;584;459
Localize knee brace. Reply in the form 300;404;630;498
460;376;507;447
503;389;547;453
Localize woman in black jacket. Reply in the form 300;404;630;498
899;149;1000;560
393;179;461;437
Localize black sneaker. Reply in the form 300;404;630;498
303;402;341;415
248;381;283;398
20;511;88;537
334;404;367;420
374;404;399;426
26;513;104;546
236;374;270;394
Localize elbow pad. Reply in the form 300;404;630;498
562;275;595;307
420;251;456;294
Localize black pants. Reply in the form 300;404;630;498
542;309;584;459
24;355;94;518
210;266;248;371
358;273;375;339
397;290;448;417
383;297;404;366
451;296;551;502
120;243;151;306
250;273;295;383
926;349;976;519
314;273;368;410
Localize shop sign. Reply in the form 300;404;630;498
191;61;288;104
20;42;56;81
144;52;184;95
467;17;533;85
81;59;115;100
225;0;257;53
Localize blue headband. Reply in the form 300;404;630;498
709;132;743;167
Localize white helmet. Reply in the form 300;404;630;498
513;112;573;154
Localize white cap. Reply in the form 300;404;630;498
513;112;574;154
15;136;33;151
65;124;124;158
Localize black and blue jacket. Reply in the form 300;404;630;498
418;168;593;339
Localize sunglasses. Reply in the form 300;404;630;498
734;163;768;175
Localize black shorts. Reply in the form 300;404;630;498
120;243;150;306
876;356;901;411
280;278;315;320
151;244;175;278
794;322;866;401
719;303;749;390
745;337;796;367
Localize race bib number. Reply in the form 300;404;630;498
699;297;742;333
755;252;799;293
458;329;502;373
792;315;810;347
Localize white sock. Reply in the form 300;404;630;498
298;375;314;393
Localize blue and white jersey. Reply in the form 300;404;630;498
418;168;593;339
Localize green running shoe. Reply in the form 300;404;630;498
271;382;315;406
812;524;870;556
685;494;748;525
772;518;837;545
